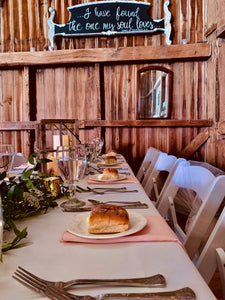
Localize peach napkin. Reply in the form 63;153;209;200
87;175;139;185
60;215;182;247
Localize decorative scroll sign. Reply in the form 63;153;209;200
48;1;172;50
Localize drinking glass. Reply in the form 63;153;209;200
0;144;14;174
93;137;104;162
84;141;96;173
56;145;87;208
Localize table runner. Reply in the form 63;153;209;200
60;215;183;247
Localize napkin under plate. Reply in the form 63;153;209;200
60;215;183;246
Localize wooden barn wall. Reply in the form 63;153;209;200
0;0;224;172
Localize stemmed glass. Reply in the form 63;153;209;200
93;137;104;162
56;145;87;209
83;141;96;174
0;145;14;174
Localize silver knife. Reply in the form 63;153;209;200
62;203;148;212
96;287;196;299
45;286;196;300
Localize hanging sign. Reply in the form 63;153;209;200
48;1;172;50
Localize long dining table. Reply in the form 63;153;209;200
0;156;217;299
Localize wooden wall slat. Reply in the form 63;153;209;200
1;0;224;172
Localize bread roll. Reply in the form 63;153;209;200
99;168;119;180
106;150;117;157
105;155;117;164
88;204;129;234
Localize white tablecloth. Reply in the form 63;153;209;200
0;163;217;299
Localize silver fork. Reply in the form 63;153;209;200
13;266;165;289
77;186;129;194
88;199;145;206
12;268;196;300
13;270;75;299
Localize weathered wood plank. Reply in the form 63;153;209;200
0;43;211;67
80;119;213;128
178;128;210;158
216;24;225;39
0;121;37;130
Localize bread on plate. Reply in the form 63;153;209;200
105;155;117;164
106;150;117;156
88;204;129;234
98;168;119;180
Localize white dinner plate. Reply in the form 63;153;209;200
98;161;122;166
89;173;127;182
66;211;147;239
102;154;123;159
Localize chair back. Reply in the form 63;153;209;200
195;206;225;285
142;152;186;205
142;152;181;197
136;147;160;183
171;165;215;200
157;162;225;259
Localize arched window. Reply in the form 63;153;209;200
137;66;173;119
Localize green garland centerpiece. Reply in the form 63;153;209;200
0;153;61;261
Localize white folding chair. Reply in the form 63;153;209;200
195;206;225;299
143;152;187;203
216;248;225;299
156;162;225;260
136;147;160;184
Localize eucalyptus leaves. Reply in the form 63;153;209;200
0;152;59;259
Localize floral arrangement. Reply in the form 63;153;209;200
0;153;61;260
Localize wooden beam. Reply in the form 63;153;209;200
178;128;210;158
0;119;212;131
205;23;217;37
0;121;37;130
0;43;211;67
79;119;213;128
217;24;225;39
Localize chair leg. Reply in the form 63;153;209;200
168;196;178;229
152;177;159;203
216;248;225;300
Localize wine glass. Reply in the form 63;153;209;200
83;141;96;174
0;145;14;174
93;137;104;162
56;145;87;208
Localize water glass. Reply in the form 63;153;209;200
93;138;104;162
0;144;14;174
56;145;87;208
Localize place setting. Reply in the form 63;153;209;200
60;202;183;247
87;167;139;185
97;155;127;168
